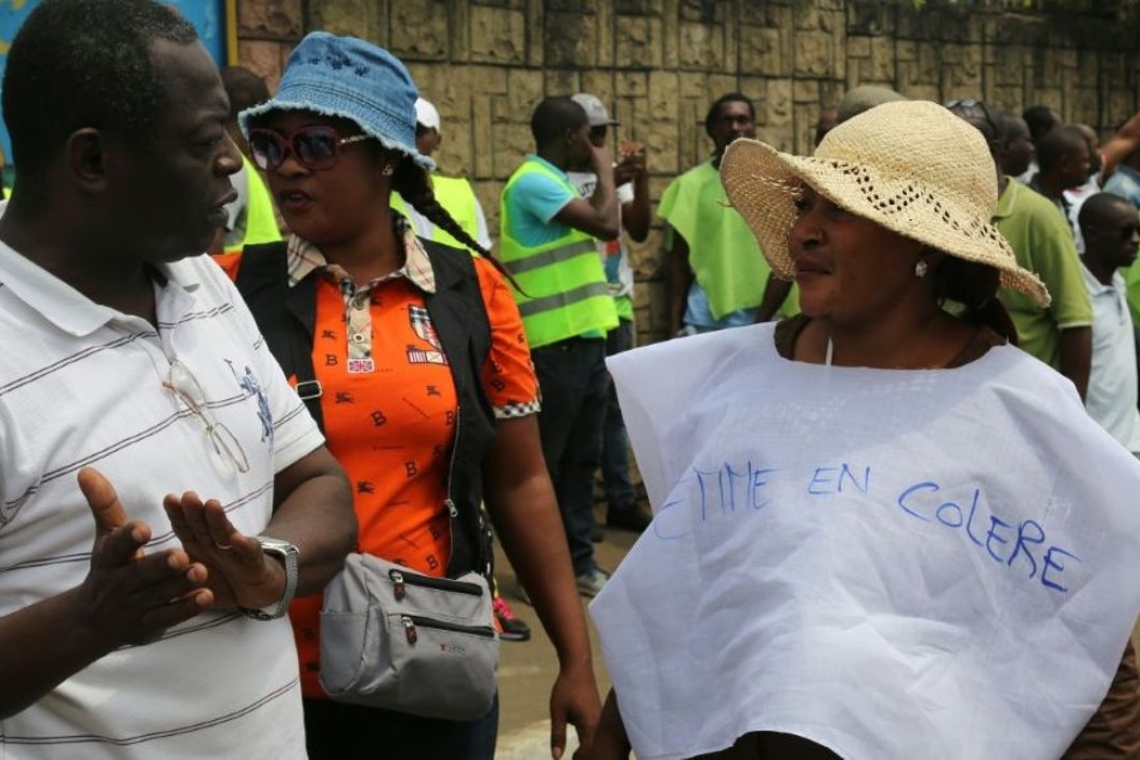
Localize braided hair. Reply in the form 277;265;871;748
390;155;520;286
392;156;487;255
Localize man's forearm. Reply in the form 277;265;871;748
623;172;651;243
589;162;620;241
269;449;355;597
755;274;793;323
668;234;692;335
1059;325;1092;402
0;589;116;719
1100;110;1140;181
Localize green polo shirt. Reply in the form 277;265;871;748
993;180;1092;370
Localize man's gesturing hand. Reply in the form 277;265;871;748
163;491;285;611
75;467;212;647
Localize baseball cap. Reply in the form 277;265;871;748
415;97;441;132
572;93;619;127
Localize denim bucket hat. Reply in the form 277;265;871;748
239;32;434;171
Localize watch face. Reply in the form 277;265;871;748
258;537;299;558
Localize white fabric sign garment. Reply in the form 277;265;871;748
590;322;1140;760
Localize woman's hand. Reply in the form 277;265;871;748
549;659;602;759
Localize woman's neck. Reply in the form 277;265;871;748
803;302;975;370
318;210;404;284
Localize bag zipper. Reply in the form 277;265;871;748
389;568;484;600
400;614;496;644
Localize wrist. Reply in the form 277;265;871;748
259;553;288;605
554;645;595;677
240;536;299;620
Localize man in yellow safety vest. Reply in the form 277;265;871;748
499;96;620;598
390;97;492;251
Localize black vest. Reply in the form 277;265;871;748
235;240;496;577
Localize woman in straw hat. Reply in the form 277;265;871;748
586;100;1140;759
215;32;600;759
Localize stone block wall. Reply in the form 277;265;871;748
235;0;1140;345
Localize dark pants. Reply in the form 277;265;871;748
603;319;637;514
303;694;499;759
532;337;608;577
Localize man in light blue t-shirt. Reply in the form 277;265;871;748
500;97;621;598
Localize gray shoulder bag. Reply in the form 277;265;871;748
319;552;500;720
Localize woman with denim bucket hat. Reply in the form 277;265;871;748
587;101;1140;758
215;32;601;759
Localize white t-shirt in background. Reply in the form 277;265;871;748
567;170;635;301
1081;263;1140;453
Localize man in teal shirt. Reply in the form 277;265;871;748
500;97;620;597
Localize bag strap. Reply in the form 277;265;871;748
235;242;325;432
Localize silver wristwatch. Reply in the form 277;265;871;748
241;536;299;621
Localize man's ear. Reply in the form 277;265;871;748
65;128;109;194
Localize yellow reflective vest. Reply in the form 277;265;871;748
499;158;618;348
224;154;282;255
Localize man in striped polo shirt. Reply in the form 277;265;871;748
0;1;355;757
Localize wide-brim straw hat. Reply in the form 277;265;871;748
720;100;1050;307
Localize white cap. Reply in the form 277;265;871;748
415;97;441;132
571;93;618;127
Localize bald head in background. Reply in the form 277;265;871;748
836;85;905;123
1038;125;1093;191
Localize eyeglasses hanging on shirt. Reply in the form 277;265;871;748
163;360;251;476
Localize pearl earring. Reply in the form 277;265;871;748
915;260;929;278
382;164;395;176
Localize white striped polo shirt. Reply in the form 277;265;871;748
0;241;324;759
